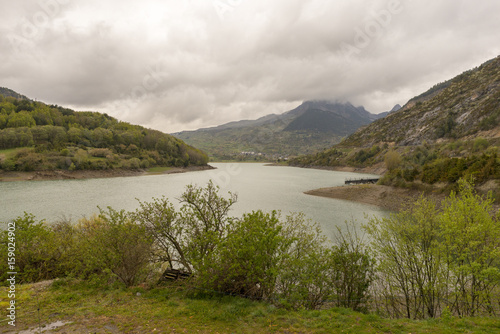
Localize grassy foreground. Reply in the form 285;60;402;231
2;280;500;334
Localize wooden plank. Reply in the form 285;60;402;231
162;269;192;281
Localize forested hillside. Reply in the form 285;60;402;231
290;56;500;193
0;92;208;172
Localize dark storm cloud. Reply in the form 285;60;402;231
1;0;499;132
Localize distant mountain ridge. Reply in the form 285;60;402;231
282;101;386;134
389;104;401;113
174;100;387;159
0;87;30;100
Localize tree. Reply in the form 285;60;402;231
67;127;83;144
73;149;89;169
45;126;67;147
0;114;8;129
384;150;401;171
0;213;59;283
79;208;153;287
155;137;177;156
439;179;500;316
134;181;237;274
365;178;500;318
196;210;289;300
179;180;237;269
0;101;16;115
91;127;113;147
6;111;36;128
365;196;445;319
134;197;191;272
32;109;54;126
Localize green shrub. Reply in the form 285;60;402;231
195;210;288;300
133;182;375;310
473;138;489;152
80;208;153;287
89;148;112;157
72;149;89;169
384;150;401;171
329;229;374;313
1;158;15;171
16;152;46;171
89;159;109;170
0;213;60;283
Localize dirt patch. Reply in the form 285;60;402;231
16;320;72;334
0;169;146;182
30;279;54;292
305;184;445;212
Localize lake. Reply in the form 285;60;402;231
0;163;388;240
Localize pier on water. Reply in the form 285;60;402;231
344;177;379;185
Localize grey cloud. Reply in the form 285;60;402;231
1;0;499;133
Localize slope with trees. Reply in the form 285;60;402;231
0;91;209;172
290;56;500;194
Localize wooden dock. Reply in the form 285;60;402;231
345;178;379;185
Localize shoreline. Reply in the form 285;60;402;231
267;163;388;175
277;163;425;211
305;184;445;212
0;165;215;182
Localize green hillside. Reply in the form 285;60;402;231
290;56;500;193
0;92;208;172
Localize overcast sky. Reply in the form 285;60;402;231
1;0;499;133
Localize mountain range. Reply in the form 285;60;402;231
174;101;389;159
290;55;500;188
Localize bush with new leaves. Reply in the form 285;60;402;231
365;178;500;318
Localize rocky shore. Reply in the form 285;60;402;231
0;165;215;182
